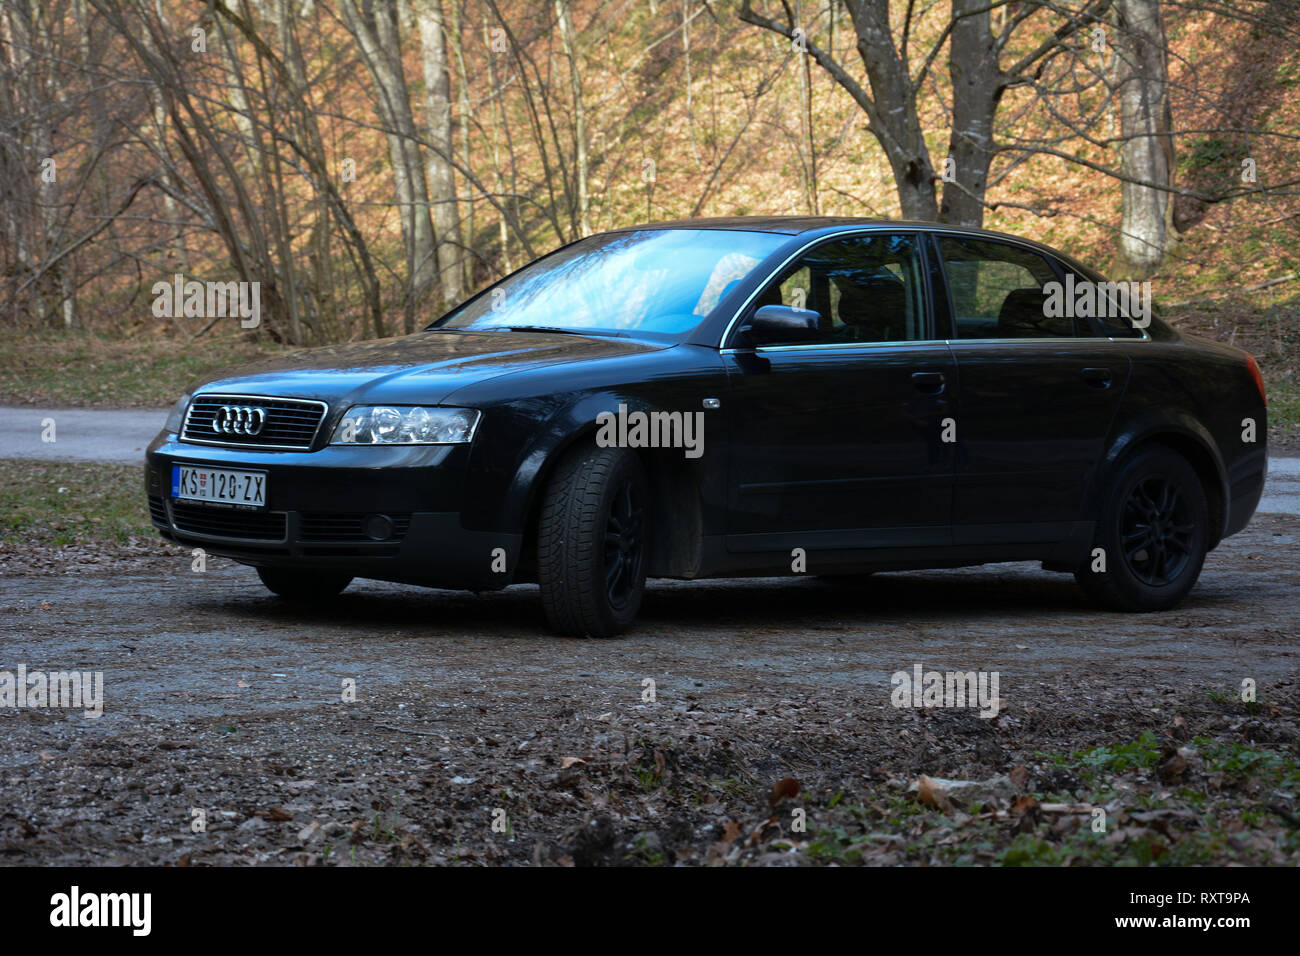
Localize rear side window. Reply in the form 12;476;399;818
937;236;1075;339
1064;267;1146;338
748;233;927;346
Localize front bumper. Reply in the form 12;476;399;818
144;432;521;589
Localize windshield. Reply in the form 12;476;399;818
433;228;787;336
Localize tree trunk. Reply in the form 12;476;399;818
843;0;939;220
482;11;512;275
415;0;464;308
796;1;819;215
555;0;592;236
1115;0;1174;274
339;0;439;333
941;0;1001;227
448;0;475;291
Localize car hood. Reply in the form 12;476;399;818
190;329;667;406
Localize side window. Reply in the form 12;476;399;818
937;236;1075;339
777;266;813;311
1064;267;1145;338
748;234;927;346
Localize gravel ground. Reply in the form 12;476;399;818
0;511;1297;866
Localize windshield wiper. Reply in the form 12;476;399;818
496;325;625;337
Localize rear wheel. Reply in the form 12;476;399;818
538;444;649;637
1075;446;1209;611
257;566;352;600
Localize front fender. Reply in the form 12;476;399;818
453;344;728;542
459;389;681;535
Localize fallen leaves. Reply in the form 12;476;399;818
0;641;1293;868
909;773;1019;812
769;776;800;810
1010;794;1039;815
916;774;954;813
1010;794;1041;833
1157;746;1199;784
706;819;745;862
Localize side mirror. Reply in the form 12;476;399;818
741;304;820;346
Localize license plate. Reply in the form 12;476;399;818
172;465;267;508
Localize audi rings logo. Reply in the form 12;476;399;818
212;404;266;436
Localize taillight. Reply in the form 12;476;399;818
1245;351;1267;405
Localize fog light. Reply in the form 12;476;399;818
362;513;394;541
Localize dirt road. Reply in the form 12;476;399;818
1;408;1296;865
1;510;1297;866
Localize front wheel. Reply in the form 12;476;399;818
537;444;649;637
1075;446;1209;612
256;566;352;600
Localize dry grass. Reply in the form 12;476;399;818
0;330;291;408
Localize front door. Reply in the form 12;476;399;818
722;232;956;552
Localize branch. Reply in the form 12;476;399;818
1003;0;1113;82
738;0;880;125
13;176;157;299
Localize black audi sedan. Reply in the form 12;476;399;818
145;217;1268;637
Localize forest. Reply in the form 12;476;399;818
0;1;1297;387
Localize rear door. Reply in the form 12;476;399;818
722;232;956;552
931;233;1131;545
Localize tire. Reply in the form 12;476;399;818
257;566;352;600
1075;445;1209;612
537;443;649;638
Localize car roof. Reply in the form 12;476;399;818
614;215;1050;245
618;215;904;235
607;216;1097;279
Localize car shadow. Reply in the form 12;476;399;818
193;562;1245;638
640;571;1091;628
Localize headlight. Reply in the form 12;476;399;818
330;405;480;445
164;394;191;433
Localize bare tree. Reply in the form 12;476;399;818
338;0;439;333
415;0;466;306
1113;0;1173;273
554;0;592;236
739;0;1111;226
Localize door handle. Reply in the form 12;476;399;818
1081;366;1112;388
911;370;945;393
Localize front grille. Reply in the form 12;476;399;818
181;394;328;450
299;513;412;542
147;495;168;527
171;501;286;541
